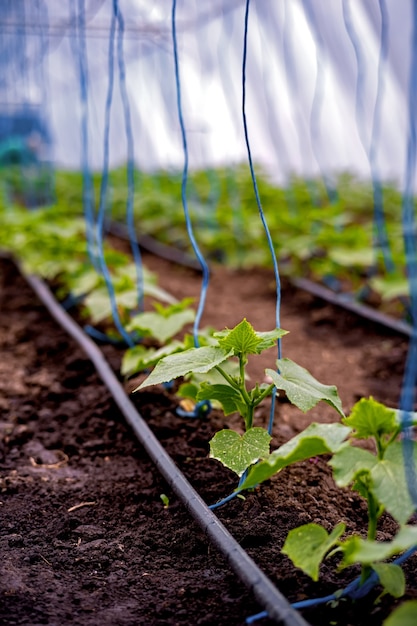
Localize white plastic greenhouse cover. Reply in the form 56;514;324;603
0;0;414;187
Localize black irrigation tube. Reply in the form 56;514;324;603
292;277;415;338
23;270;310;626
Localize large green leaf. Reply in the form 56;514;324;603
383;601;417;626
343;397;397;439
330;445;377;487
340;525;417;568
370;442;417;525
127;309;195;343
331;442;416;524
240;422;350;490
134;346;231;390
121;341;184;377
282;522;346;581
266;358;345;417
209;427;272;476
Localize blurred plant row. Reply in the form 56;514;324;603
0;163;412;318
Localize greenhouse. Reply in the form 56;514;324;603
1;2;417;625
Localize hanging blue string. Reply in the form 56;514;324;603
399;0;417;510
211;0;285;512
94;0;134;348
73;0;98;270
171;0;210;348
242;0;281;338
115;4;144;313
401;2;417;329
242;0;281;437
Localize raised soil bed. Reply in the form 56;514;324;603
1;252;415;626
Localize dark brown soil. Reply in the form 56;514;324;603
1;252;415;626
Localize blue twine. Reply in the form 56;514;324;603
242;0;281;438
369;0;395;274
171;0;210;348
242;0;282;344
92;0;134;348
209;488;243;511
399;0;417;511
73;0;98;271
115;3;144;313
84;324;138;348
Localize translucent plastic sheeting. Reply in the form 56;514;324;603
0;0;414;188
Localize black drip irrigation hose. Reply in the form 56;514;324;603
292;277;415;338
23;270;310;626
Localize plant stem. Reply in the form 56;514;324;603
360;489;379;585
375;436;385;461
215;362;254;430
253;383;275;408
367;491;378;542
215;363;252;407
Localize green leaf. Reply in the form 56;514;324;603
127;309;195;343
253;328;289;351
343;397;397;439
330;446;377;487
266;358;345;417
240;422;350;490
329;247;374;267
153;297;195;315
331;442;416;524
340;525;417;568
214;319;288;355
370;275;410;302
209;427;272;476
67;266;101;297
282;522;346;581
197;383;244;416
177;382;199;401
121;341;184;377
121;345;154;377
139;279;177;304
83;288;114;324
372;563;405;598
370;442;416;524
117;262;177;305
215;319;264;354
383;601;417;626
134;346;231;391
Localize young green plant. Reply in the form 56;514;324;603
243;398;417;600
135;318;347;479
